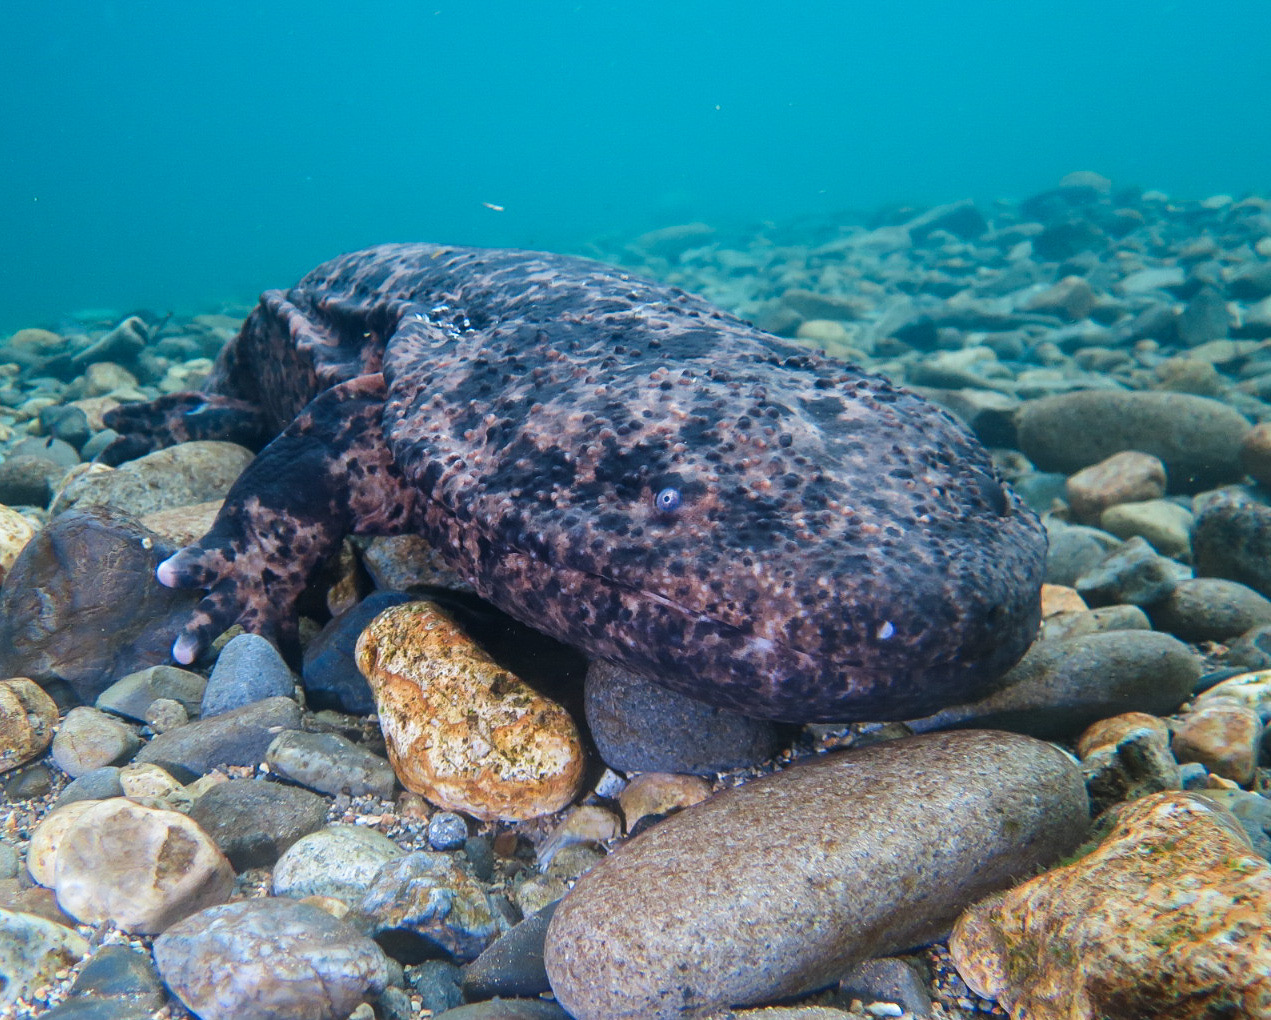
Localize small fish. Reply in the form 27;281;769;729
482;201;505;212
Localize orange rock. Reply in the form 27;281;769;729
1171;699;1261;786
950;791;1271;1020
1075;711;1170;759
1064;451;1167;523
355;600;584;821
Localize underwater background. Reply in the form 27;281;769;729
2;0;1269;331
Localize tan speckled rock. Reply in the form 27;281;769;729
0;505;36;586
1171;698;1261;785
950;791;1271;1020
356;601;584;821
0;677;58;773
544;731;1088;1020
1064;450;1167;522
617;772;712;830
53;799;234;933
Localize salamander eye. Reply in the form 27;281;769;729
654;487;682;516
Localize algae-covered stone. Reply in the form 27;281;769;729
950;791;1271;1020
544;730;1088;1020
356;601;584;821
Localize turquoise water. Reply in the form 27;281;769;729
2;1;1268;331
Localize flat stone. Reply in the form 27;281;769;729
544;731;1088;1020
355;601;584;821
950;791;1271;1019
135;695;301;774
95;664;206;723
0;906;90;1008
272;824;404;905
265;729;396;799
154;898;389;1020
1038;604;1150;642
1016;390;1249;492
907;630;1202;740
1098;498;1193;560
49;440;252;517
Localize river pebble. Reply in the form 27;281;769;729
153;898;390;1020
544;730;1088;1020
265;728;397;798
49;798;234;933
200;632;295;716
355;600;584;821
186;776;329;870
272;824;405;905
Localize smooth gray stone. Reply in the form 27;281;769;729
135;696;301;774
544;730;1088;1020
1147;577;1271;641
96;665;206;722
1016;390;1250;492
202;633;295;717
462;900;558;999
585;660;781;775
907;631;1202;740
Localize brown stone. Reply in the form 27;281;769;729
1240;421;1271;488
617;773;712;830
0;677;58;772
355;601;584;821
1171;699;1262;785
0;505;197;704
950;791;1271;1020
544;731;1088;1020
1064;451;1167;522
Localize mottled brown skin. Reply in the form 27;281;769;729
102;243;1045;721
